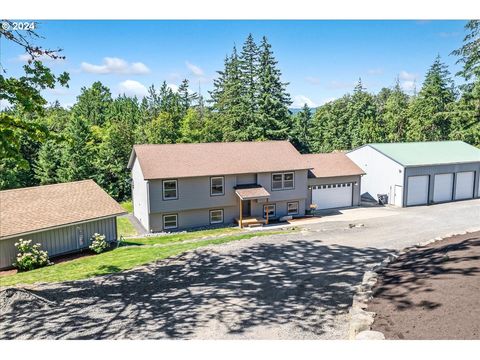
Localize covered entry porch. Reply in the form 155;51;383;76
234;185;271;228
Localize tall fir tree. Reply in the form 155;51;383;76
257;36;292;140
34;139;63;185
406;56;456;141
383;79;409;142
72;81;112;126
291;103;312;153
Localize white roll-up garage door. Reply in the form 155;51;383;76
433;173;454;203
406;175;429;206
454;171;475;200
312;183;353;210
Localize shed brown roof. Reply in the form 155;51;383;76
129;141;310;180
302;153;365;178
0;180;126;239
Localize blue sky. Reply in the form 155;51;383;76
1;20;468;108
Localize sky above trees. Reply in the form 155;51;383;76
0;20;468;109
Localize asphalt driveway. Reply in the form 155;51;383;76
0;199;478;339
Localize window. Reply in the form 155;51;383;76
287;202;299;215
283;172;294;189
163;180;177;200
163;214;178;230
271;172;295;190
263;204;276;219
272;173;283;190
209;209;224;224
210;176;224;196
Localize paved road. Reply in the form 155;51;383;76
1;200;478;339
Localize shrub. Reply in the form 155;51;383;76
89;233;109;254
13;239;52;271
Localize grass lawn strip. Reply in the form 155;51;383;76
120;200;133;213
116;217;137;237
0;229;293;287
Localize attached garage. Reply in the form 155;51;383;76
303;153;364;210
347;141;480;207
312;183;353;210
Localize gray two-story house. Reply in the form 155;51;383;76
127;141;312;231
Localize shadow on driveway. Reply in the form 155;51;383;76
1;238;392;339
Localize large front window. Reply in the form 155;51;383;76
163;180;178;200
271;172;295;190
210;176;224;196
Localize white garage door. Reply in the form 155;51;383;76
312;183;353;210
406;175;429;206
433;173;453;203
454;171;475;200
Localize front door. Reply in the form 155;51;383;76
242;200;251;216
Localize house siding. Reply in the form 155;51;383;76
131;157;150;231
146;170;308;232
0;217;117;270
307;175;362;207
347;145;405;205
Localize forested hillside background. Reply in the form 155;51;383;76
1;21;479;201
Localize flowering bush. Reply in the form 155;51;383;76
89;233;109;254
13;239;52;271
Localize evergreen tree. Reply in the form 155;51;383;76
179;108;205;143
57;116;95;182
72;81;112;126
34;139;63;185
291;103;313;153
407;56;456;141
178;79;198;116
383;79;409;142
257;36;292;140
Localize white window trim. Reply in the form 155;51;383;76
210;176;225;196
263;204;276;219
271;172;295;190
162;179;178;200
287;201;299;215
163;214;178;230
209;209;224;224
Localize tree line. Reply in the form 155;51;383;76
1;22;479;202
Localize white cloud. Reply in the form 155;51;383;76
81;57;150;75
399;70;418;93
118;80;148;97
305;76;321;85
367;68;384;76
0;99;12;110
185;61;204;77
167;83;179;93
292;95;317;108
320;97;337;105
17;53;64;63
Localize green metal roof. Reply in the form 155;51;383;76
368;141;480;167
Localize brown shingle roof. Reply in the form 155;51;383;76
129;141;310;180
235;186;271;200
0;180;126;239
302;153;365;178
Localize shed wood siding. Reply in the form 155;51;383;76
405;162;480;205
0;217;117;269
347;146;404;205
307;175;362;207
131;157;150;231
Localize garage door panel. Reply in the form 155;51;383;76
312;183;353;210
455;171;474;200
433;173;453;203
407;175;429;206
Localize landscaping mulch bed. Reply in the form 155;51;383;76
369;231;480;340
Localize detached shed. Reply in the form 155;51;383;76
0;180;126;269
347;141;480;207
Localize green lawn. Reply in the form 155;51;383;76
117;217;137;237
120;200;133;213
0;229;293;287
